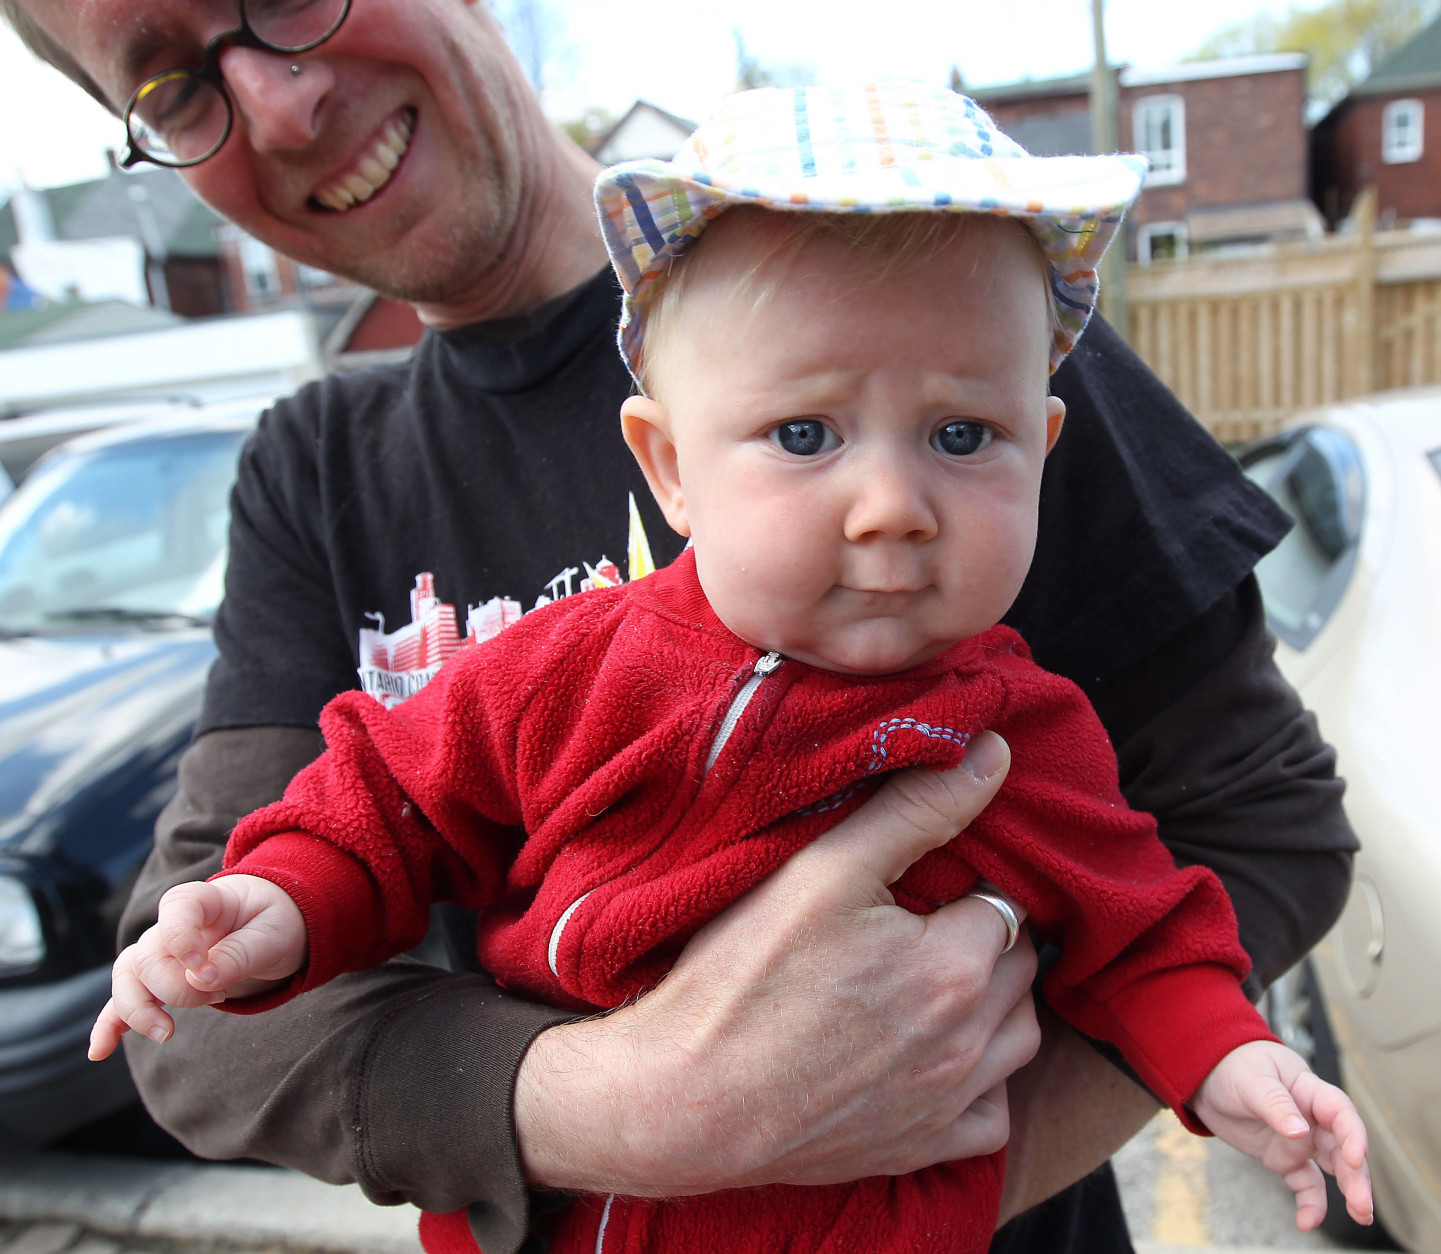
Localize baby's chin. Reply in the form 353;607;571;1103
781;626;952;677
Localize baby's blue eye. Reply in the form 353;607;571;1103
932;421;992;457
771;419;838;456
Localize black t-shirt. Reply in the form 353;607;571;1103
203;266;1287;736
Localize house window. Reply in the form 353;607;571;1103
1137;221;1188;263
1133;94;1186;185
238;234;281;301
1382;99;1424;164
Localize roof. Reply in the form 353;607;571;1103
969;73;1091;105
970;53;1308;105
1186;198;1325;244
590;100;697;164
1351;13;1441;96
1121;53;1307;88
1003;110;1093;157
1;299;180;348
0;168;224;258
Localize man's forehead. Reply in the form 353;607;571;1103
25;0;235;100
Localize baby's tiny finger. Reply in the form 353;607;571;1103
1335;1152;1374;1225
1331;1105;1370;1170
185;962;223;992
156;883;225;963
1255;1075;1310;1138
109;959;179;1042
1283;1160;1327;1232
87;1000;127;1061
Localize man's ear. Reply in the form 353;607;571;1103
621;396;690;537
1044;396;1067;454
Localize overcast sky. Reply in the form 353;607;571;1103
1;0;1305;194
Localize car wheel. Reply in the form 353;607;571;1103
1262;959;1399;1249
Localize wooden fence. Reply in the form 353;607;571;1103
1125;192;1441;444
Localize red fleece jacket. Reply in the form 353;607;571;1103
223;550;1271;1254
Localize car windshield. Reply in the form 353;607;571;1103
0;430;248;636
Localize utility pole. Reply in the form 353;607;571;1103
1090;0;1128;339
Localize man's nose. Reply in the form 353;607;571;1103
842;452;939;543
218;46;331;152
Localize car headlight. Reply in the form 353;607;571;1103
0;876;46;970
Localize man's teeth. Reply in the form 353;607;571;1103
315;113;413;211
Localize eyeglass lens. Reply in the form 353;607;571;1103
126;0;349;166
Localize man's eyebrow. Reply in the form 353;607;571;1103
119;28;175;89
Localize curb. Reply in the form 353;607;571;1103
0;1154;421;1254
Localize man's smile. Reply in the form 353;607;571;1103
312;107;415;212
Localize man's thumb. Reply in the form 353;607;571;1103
809;731;1010;889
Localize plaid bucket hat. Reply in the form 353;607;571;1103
595;83;1147;380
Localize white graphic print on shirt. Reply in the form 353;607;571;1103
356;493;658;708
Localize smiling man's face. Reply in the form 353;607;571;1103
22;0;555;314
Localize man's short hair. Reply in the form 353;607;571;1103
1;0;116;112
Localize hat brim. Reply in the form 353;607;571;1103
597;150;1147;378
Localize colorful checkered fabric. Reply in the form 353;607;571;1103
595;83;1148;379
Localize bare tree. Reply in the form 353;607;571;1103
493;0;569;96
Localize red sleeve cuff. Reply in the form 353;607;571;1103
210;831;379;1014
1073;963;1277;1134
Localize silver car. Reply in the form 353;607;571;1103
1242;388;1441;1251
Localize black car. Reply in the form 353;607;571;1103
0;402;261;1146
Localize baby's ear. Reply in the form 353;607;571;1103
1044;396;1067;454
621;396;690;537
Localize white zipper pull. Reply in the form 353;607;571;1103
704;652;783;775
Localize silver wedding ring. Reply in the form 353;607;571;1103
965;887;1020;954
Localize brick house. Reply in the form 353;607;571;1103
1311;15;1441;228
972;54;1322;262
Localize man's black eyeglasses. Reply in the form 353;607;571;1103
121;0;351;169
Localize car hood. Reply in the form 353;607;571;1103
0;630;215;854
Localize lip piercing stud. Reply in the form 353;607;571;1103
290;64;302;76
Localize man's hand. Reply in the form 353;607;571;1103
90;875;307;1061
514;731;1041;1196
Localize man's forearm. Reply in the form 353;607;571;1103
997;1007;1158;1225
1098;578;1355;994
120;727;574;1254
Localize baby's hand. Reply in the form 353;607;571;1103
1192;1039;1372;1233
88;875;307;1062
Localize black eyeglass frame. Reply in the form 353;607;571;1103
120;0;353;170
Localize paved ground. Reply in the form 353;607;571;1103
0;1154;419;1254
1115;1110;1378;1252
0;1110;1386;1254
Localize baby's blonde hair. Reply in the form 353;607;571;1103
637;207;1058;398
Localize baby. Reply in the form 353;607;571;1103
92;85;1371;1254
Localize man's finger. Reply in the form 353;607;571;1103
931;887;1028;962
799;732;1010;890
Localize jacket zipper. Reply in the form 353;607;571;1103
703;651;783;775
546;651;785;979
